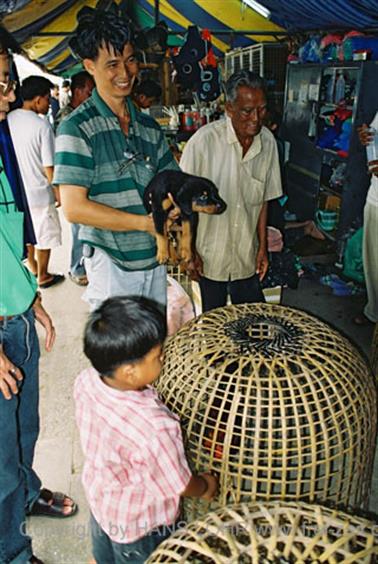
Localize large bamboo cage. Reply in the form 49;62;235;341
372;324;378;379
155;304;377;519
147;501;378;563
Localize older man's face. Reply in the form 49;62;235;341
0;53;15;117
226;85;267;140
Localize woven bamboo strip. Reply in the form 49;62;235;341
371;324;378;379
147;501;378;563
155;304;377;521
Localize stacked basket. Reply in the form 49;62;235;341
148;501;378;563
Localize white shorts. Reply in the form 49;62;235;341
83;247;167;311
30;204;62;250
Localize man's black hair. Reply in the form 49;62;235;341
62;79;70;88
83;296;166;377
69;4;133;61
21;75;53;101
70;70;93;93
134;79;162;99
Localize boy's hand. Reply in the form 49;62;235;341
200;472;219;501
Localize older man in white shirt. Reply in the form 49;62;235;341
180;70;282;311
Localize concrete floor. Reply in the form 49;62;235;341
28;213;377;563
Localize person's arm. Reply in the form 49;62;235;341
256;201;268;281
44;165;60;206
32;293;56;352
0;293;55;399
60;185;155;235
181;472;218;501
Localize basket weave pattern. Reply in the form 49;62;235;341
371;324;378;379
155;304;377;517
147;501;378;563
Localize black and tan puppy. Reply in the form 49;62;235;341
144;170;226;264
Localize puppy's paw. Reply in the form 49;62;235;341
157;250;169;264
180;247;192;264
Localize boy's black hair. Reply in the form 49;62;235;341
83;296;166;377
69;4;133;61
134;79;162;99
21;75;53;101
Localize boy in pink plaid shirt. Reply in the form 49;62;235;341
75;296;218;563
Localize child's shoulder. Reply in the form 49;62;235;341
145;390;181;431
74;367;98;396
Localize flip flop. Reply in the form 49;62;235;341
28;488;78;518
29;556;44;564
319;274;343;288
68;272;88;286
39;274;65;289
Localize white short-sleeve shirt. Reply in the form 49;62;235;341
180;117;282;281
8;109;55;208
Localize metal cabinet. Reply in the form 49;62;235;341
280;61;378;242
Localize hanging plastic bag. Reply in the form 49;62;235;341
167;275;195;335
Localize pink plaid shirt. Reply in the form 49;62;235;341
74;368;192;543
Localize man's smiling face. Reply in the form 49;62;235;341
84;42;138;102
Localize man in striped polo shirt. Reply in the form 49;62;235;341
53;6;179;310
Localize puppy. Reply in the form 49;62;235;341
144;170;226;264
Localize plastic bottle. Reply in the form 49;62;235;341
335;73;345;103
326;73;335;103
366;127;378;164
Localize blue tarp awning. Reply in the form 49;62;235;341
260;0;378;31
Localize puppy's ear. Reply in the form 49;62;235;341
177;181;195;215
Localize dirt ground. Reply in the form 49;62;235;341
29;211;377;563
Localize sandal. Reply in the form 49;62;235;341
69;272;88;286
29;556;44;564
39;274;65;289
28;488;78;518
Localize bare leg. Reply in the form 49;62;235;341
36;248;52;284
303;220;326;240
26;245;37;275
285;220;325;240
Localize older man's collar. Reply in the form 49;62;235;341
226;115;238;144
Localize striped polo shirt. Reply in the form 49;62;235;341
53;89;179;271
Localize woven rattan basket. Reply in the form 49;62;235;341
156;304;377;518
372;324;378;379
147;501;378;563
